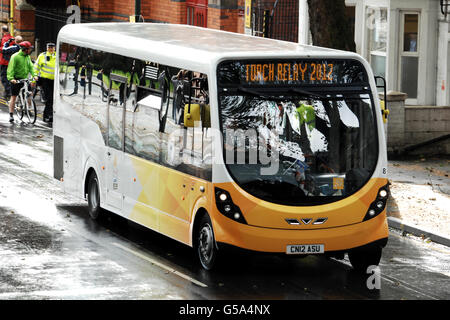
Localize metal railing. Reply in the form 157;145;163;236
252;0;299;43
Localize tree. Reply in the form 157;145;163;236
307;0;356;52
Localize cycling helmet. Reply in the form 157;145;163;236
19;41;33;49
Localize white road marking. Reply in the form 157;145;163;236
112;242;208;288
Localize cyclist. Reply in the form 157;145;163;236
6;41;37;123
34;42;56;122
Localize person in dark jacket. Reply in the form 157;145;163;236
0;25;13;99
2;35;23;63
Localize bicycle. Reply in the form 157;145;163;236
14;78;37;124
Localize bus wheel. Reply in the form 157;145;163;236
196;214;218;270
87;172;103;220
348;246;382;273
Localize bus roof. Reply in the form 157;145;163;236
58;23;361;73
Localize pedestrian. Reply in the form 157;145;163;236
0;25;13;100
34;42;56;122
2;35;23;62
6;41;37;123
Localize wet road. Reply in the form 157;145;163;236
0;110;449;300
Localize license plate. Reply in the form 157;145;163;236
286;244;324;255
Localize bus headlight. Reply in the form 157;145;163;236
215;187;247;225
379;189;388;198
363;183;390;221
219;193;228;201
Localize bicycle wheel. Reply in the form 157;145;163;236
15;96;24;120
25;98;37;124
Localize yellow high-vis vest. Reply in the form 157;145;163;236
34;51;56;80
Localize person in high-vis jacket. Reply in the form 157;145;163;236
34;42;56;122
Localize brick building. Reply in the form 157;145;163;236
1;0;248;53
1;0;298;54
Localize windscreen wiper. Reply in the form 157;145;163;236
236;87;268;97
288;88;325;99
221;86;267;97
226;86;325;100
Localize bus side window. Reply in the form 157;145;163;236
124;60;141;155
171;69;205;126
58;44;88;117
127;103;160;162
106;55;136;151
58;43;69;92
179;72;211;168
84;49;108;145
125;59;163;161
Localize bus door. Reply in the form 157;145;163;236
105;73;128;210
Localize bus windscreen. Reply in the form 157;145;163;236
217;59;378;206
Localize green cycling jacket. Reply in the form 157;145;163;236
7;50;36;81
296;103;316;131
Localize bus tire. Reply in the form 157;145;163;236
87;172;103;220
348;245;382;273
196;214;218;270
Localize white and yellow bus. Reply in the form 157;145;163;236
54;23;389;271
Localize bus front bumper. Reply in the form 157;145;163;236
213;211;389;254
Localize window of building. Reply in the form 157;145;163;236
399;13;419;100
366;7;387;79
186;0;207;27
403;14;418;52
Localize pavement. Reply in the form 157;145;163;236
0;92;449;248
387;155;450;247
